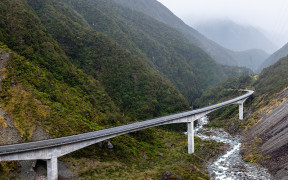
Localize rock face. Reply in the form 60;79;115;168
0;109;23;145
31;125;51;141
245;88;288;179
0;51;9;91
0;51;9;69
161;171;182;180
0;51;75;179
0;51;22;146
98;141;114;149
143;153;150;160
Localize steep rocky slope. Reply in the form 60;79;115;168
242;56;288;179
193;54;288;179
0;50;75;179
0;52;23;146
244;88;288;179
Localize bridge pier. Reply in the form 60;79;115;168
187;121;194;154
47;157;58;180
239;102;244;120
0;90;254;179
234;98;248;120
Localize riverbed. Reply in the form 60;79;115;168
195;117;271;180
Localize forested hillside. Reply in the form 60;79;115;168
0;0;191;128
0;0;246;179
28;0;192;120
59;0;250;102
114;0;236;66
0;42;224;180
114;0;268;72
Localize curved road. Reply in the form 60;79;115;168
0;90;253;155
0;90;254;180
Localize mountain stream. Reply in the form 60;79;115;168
194;116;272;180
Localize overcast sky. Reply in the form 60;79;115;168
157;0;288;47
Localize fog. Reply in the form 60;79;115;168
157;0;288;47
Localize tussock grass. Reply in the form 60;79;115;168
0;114;7;128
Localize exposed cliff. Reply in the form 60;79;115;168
243;88;288;179
242;56;288;179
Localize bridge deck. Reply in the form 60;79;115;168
0;90;253;155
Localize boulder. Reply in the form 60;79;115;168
161;171;182;180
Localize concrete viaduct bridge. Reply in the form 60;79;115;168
0;90;254;180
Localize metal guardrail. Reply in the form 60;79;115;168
0;90;253;155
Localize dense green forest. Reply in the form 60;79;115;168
0;0;263;179
0;0;190;133
0;0;238;178
255;55;288;97
0;45;222;179
194;75;255;108
58;0;251;103
114;0;269;70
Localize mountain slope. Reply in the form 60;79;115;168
0;0;189;137
233;49;269;72
243;55;288;179
194;19;277;54
0;46;226;179
0;0;245;179
113;0;267;72
29;0;191;120
0;0;121;138
113;0;235;66
60;0;250;103
194;55;288;179
258;42;288;72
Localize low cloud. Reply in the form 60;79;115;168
157;0;288;47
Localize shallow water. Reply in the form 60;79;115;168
195;117;271;180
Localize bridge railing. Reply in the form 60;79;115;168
0;90;254;180
0;90;253;156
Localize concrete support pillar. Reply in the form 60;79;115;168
187;121;194;154
47;157;58;180
239;102;244;120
